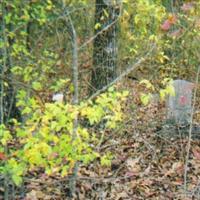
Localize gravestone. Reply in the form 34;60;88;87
166;79;195;125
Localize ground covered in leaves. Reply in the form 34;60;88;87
2;80;200;200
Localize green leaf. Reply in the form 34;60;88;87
22;107;32;114
140;93;151;106
108;87;114;92
12;175;23;186
100;154;112;166
32;82;42;90
5;13;12;24
61;165;69;177
16;129;27;138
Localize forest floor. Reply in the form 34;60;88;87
5;79;200;200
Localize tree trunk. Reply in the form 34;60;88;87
91;0;119;93
0;2;21;124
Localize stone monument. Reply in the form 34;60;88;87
166;79;195;125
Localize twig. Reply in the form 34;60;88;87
184;64;200;194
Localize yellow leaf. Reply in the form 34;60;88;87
95;23;101;30
166;85;175;96
139;79;154;90
159;89;166;101
134;15;140;24
103;9;109;18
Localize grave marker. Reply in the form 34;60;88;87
166;79;195;125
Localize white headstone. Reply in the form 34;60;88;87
167;80;195;125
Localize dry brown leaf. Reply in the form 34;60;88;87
126;157;140;171
25;190;45;200
192;147;200;160
116;191;129;200
164;161;183;177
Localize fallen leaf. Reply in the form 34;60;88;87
172;161;183;172
126;157;141;174
164;161;183;177
192;147;200;160
173;179;183;185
